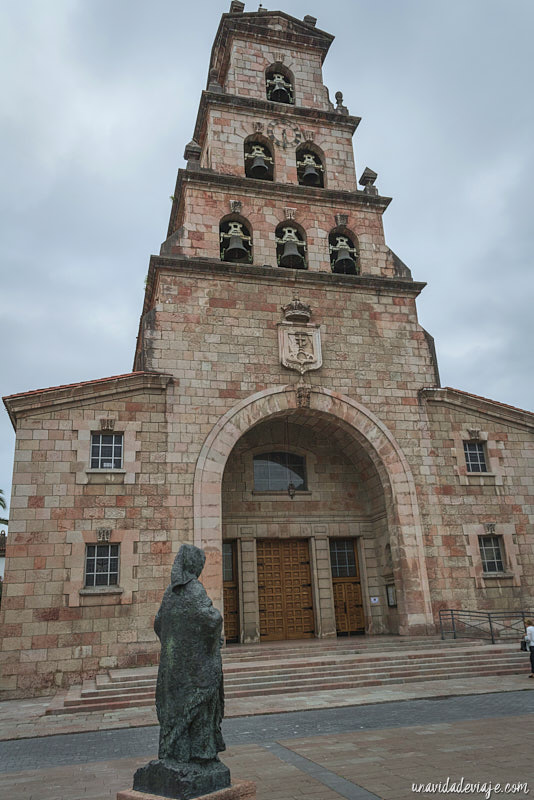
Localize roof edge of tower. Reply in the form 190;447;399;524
208;8;334;89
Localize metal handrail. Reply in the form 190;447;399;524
439;609;533;644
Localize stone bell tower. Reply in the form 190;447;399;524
134;1;437;642
151;1;403;279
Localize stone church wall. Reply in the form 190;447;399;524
0;383;170;695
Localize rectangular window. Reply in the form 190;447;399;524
85;543;120;587
463;441;487;473
222;542;235;582
329;539;358;579
478;535;504;573
253;452;307;492
90;433;123;469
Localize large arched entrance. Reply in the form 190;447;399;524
193;386;433;638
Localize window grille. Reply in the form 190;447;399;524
329;539;358;578
463;441;487;472
222;542;235;582
85;543;120;587
478;535;504;573
90;433;123;469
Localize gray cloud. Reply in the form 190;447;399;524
1;0;533;506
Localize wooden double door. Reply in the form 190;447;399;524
257;539;315;641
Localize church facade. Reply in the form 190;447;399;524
2;2;533;697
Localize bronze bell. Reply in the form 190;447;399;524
249;154;269;179
279;241;305;269
301;162;321;186
333;247;357;274
224;235;249;262
269;83;291;103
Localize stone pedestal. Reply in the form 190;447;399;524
132;758;230;800
116;778;256;800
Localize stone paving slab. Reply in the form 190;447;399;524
0;747;343;800
0;715;532;800
1;673;532;741
280;715;534;800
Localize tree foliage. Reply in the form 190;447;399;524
0;489;8;525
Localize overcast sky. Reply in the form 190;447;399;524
1;0;533;513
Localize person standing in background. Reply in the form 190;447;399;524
525;618;534;678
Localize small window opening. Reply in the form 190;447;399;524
478;535;504;573
329;539;358;578
85;543;120;587
464;441;488;473
90;433;123;469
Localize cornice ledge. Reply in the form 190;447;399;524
3;372;173;430
194;91;360;145
147;254;424;294
420;387;534;431
180;168;391;209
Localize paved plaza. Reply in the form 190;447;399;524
1;687;533;800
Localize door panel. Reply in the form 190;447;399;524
223;541;239;643
330;539;365;635
257;539;315;641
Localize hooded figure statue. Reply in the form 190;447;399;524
134;544;230;798
155;544;225;762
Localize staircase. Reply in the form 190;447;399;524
46;636;527;715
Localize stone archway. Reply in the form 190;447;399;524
193;385;434;635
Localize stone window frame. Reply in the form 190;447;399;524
73;418;142;485
451;427;503;487
65;527;139;607
465;522;522;588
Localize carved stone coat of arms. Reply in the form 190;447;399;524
278;323;322;375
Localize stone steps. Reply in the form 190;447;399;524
220;636;470;662
46;639;526;715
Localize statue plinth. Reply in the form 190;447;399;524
133;758;230;799
116;778;256;800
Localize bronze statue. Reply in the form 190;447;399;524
133;544;230;799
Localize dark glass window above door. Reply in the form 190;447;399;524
253;451;307;492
